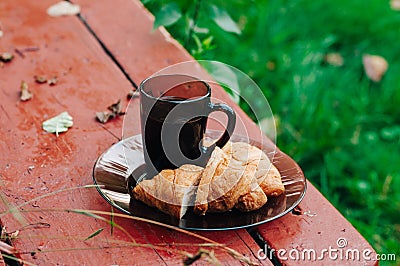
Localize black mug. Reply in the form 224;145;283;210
139;74;236;176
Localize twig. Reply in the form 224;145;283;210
14;47;40;58
9;222;51;234
14;48;25;58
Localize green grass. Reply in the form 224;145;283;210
143;0;400;264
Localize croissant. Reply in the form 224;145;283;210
195;142;267;214
132;164;203;218
222;142;268;212
133;141;285;218
194;147;229;215
254;151;285;197
205;159;257;213
235;184;268;212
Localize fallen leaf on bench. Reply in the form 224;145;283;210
362;54;388;82
42;112;73;136
34;75;47;84
96;99;126;124
0;52;13;62
183;249;221;265
108;99;125;115
20;80;33;101
47;1;81;17
48;76;58;86
127;89;139;99
96;111;114;124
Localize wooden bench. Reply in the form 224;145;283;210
0;0;377;264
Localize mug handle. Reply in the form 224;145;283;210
203;102;236;152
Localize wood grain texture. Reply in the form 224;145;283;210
0;0;156;264
0;0;268;265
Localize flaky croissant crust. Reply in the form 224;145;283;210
133;142;285;218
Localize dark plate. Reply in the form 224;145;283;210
92;131;306;230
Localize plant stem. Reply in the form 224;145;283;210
185;0;203;48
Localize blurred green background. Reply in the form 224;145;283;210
142;0;399;264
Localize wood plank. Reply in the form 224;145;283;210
73;0;379;265
0;0;160;264
0;0;268;265
253;184;377;265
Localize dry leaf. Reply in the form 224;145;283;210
96;111;115;124
0;52;13;62
42;112;73;136
108;99;125;115
362;54;388;82
20;81;33;101
127;89;139;99
34;75;47;84
48;76;58;86
183;249;221;265
10;230;19;239
391;0;400;10
96;100;126;123
324;53;344;67
47;1;81;17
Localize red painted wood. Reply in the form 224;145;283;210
255;184;377;265
0;0;159;264
0;0;269;265
73;0;378;265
